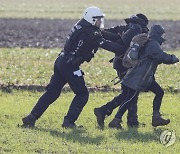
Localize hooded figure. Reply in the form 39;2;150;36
94;13;150;129
122;24;178;91
124;13;149;33
107;24;179;129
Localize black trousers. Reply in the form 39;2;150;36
115;80;164;119
149;80;164;113
99;85;139;119
31;55;89;123
101;60;139;121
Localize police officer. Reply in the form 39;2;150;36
22;6;139;128
94;14;149;128
108;24;179;129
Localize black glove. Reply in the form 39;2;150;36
128;23;142;32
171;55;179;63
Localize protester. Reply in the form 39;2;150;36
94;14;149;128
108;24;179;129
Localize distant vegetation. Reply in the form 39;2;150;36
0;0;180;20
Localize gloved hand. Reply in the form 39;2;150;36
171;55;179;63
131;33;148;47
128;23;142;32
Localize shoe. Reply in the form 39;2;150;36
62;117;76;128
108;118;122;129
94;108;105;128
152;112;170;127
22;114;36;128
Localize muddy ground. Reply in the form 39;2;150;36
0;18;180;50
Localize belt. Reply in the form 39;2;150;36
59;51;83;66
59;51;74;58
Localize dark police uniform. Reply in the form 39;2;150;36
29;19;128;126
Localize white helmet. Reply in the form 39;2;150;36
83;6;105;28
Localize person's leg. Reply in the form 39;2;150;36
149;80;164;114
94;84;128;128
148;80;170;127
30;74;66;119
127;93;139;127
108;87;138;129
62;68;89;128
22;57;67;127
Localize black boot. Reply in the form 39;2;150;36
22;114;36;128
108;118;122;129
152;112;170;127
94;108;106;128
62;117;76;128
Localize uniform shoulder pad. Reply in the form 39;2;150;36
74;24;82;30
88;29;102;40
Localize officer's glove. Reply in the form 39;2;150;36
171;55;179;63
128;23;142;32
131;33;148;47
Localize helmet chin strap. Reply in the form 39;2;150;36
92;18;97;26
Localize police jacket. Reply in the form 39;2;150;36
104;25;128;36
103;24;141;48
121;35;176;92
63;19;126;65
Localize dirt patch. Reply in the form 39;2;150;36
0;18;180;50
1;83;179;93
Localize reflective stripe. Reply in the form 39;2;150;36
143;62;153;80
118;90;137;111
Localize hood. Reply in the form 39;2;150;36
148;24;165;45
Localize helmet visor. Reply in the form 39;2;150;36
94;17;104;29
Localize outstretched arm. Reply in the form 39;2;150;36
148;41;179;64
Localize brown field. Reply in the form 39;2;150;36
0;18;180;50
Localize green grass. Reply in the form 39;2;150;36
1;1;180;153
0;48;116;88
0;0;180;20
0;48;180;92
0;90;179;153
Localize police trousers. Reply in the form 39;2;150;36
31;55;89;123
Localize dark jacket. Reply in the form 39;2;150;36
103;24;141;48
104;25;128;35
103;24;142;79
63;19;126;65
121;39;175;92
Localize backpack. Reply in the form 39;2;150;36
122;45;140;68
110;46;143;85
122;33;149;68
122;39;149;68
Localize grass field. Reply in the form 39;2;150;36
0;48;180;153
0;48;180;91
0;0;180;153
0;0;180;20
0;90;180;153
